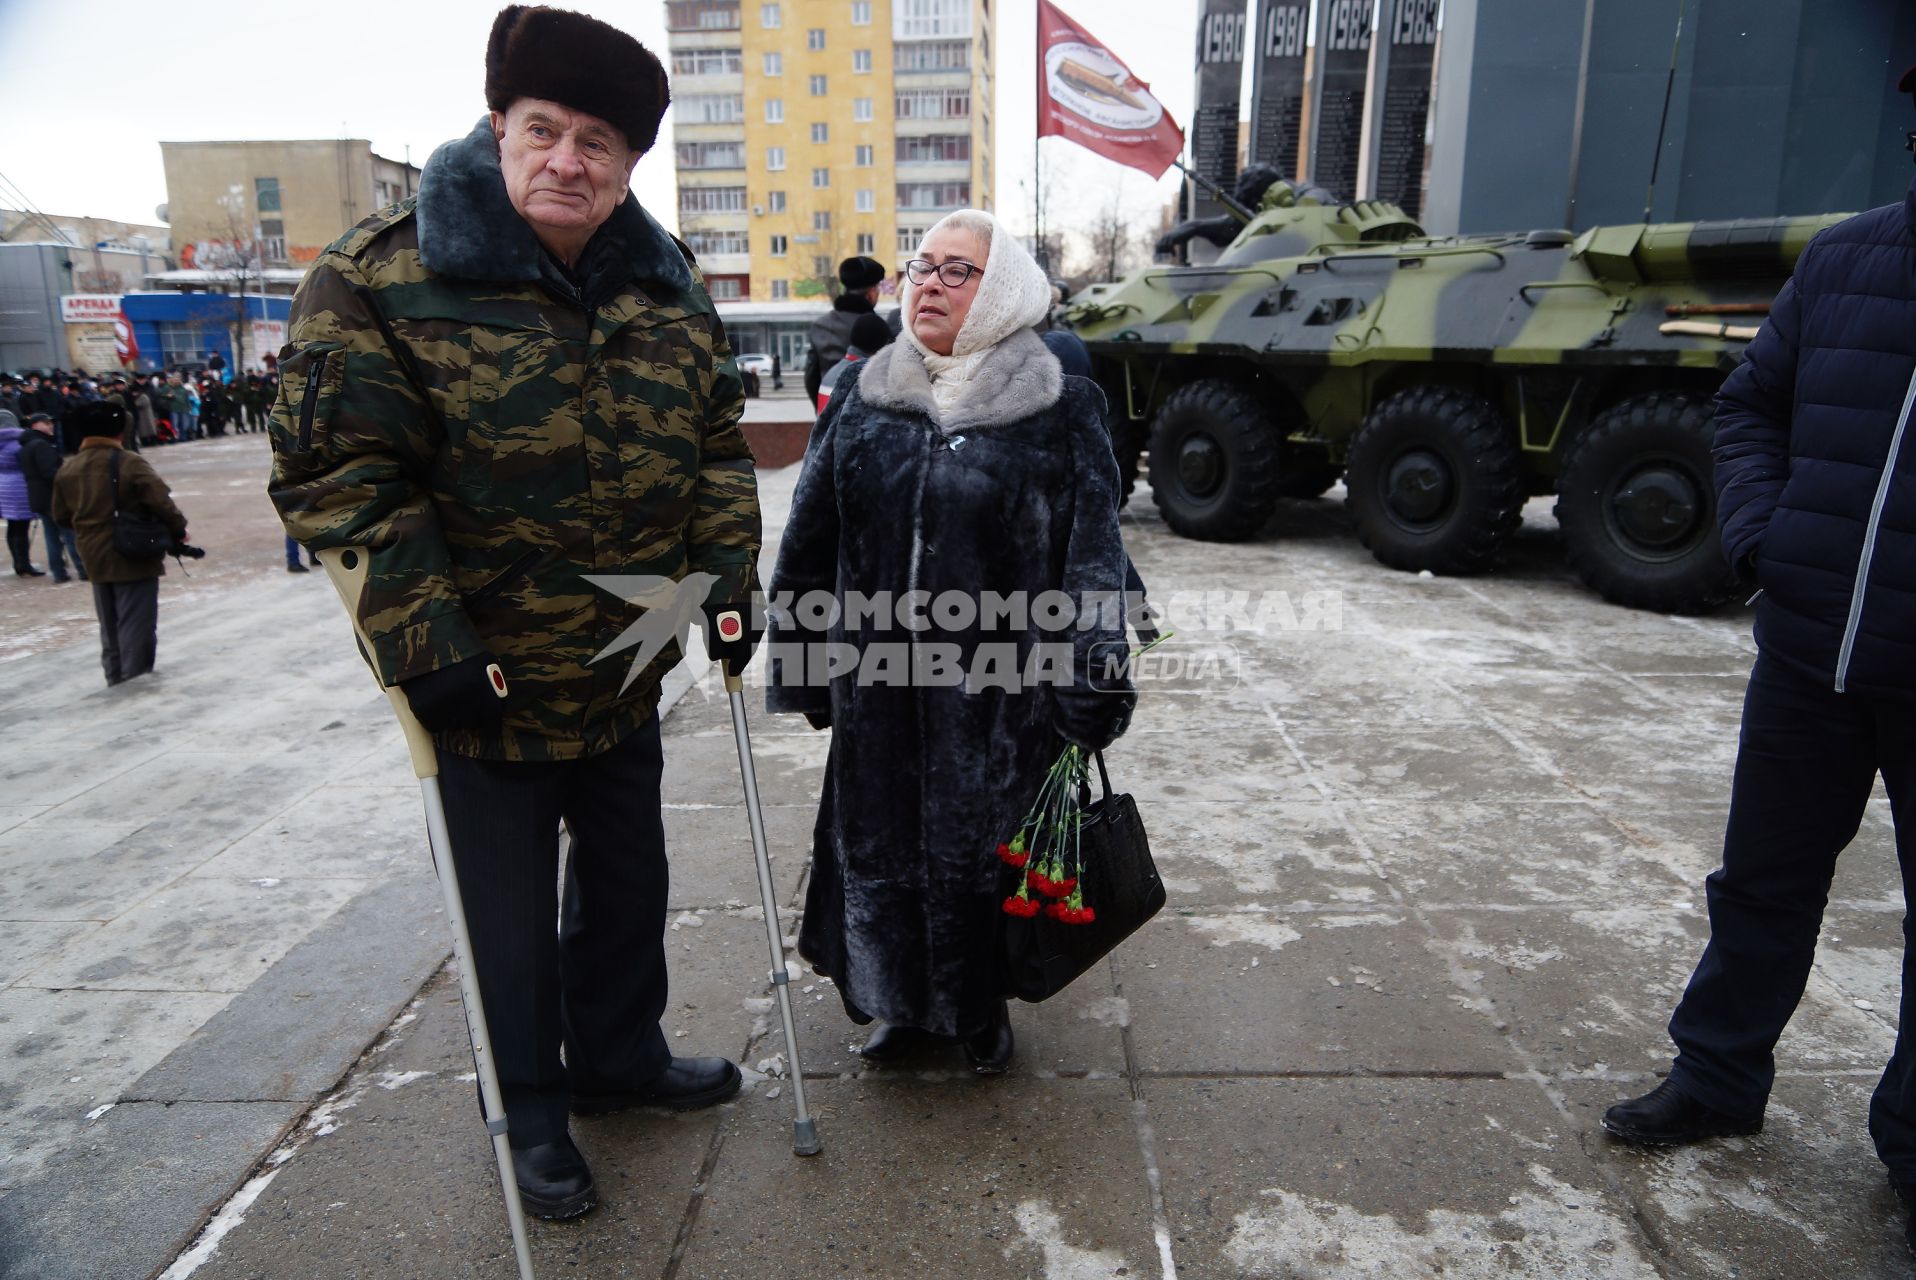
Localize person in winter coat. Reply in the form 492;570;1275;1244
766;208;1136;1075
0;410;44;576
268;5;760;1222
51;402;188;683
803;255;887;407
19;414;82;582
1603;67;1916;1253
813;311;894;415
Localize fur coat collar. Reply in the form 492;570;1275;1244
413;117;691;295
857;326;1062;434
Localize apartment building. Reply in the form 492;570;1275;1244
665;0;995;342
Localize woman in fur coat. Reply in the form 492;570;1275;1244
766;208;1136;1073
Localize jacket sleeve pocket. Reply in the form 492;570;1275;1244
276;341;345;453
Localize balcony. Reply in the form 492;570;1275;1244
665;1;740;32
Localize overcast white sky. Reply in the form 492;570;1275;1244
0;0;1202;242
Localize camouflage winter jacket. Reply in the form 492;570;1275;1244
268;119;761;762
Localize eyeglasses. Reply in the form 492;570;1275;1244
905;259;982;288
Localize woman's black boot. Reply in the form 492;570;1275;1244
963;1000;1013;1075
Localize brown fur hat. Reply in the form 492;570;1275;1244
484;6;670;154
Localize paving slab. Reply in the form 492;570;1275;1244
1149;1076;1666;1279
1135;798;1384;909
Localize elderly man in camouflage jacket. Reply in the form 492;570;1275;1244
268;5;760;1220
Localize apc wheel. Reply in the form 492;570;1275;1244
1345;386;1524;574
1555;393;1734;614
1147;380;1282;541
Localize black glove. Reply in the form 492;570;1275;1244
701;600;763;678
401;653;509;733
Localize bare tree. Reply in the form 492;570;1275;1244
193;186;264;374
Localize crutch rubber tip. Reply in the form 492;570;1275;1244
793;1119;822;1157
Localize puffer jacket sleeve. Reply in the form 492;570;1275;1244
1050;383;1137;751
685;310;763;606
1713;265;1805;572
266;253;485;687
764;379;846;718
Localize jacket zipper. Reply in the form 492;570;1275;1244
465;545;557;610
1833;362;1916;692
296;351;332;450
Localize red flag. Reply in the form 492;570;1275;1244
113;308;140;368
1037;0;1184;178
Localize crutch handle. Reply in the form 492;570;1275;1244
314;547;440;781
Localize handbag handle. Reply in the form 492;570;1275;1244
1078;749;1116;807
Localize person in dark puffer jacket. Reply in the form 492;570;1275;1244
1603;67;1916;1250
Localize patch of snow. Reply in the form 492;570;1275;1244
1007;1200;1134;1280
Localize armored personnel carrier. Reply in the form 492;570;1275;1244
1065;182;1845;613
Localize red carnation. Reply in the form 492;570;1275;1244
1044;900;1070;920
1063;905;1096;925
1027;870;1077;899
998;843;1030;869
1002;893;1041;918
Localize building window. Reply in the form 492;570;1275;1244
679;185;749;214
857;232;877;254
895;88;970;118
671;47;743;74
809;73;827;95
158;322;219;366
766;146;786;171
769;190;787;212
763;50;783;75
896;181;969;210
853;96;873;121
898;226;928;253
685;229;750;255
814;255;832;276
678;93;745;124
855;189;876;213
893;0;970;39
810;122;829;143
814;211;832;231
770;234;789;255
812;168;831;188
853;49;873;73
807;27;826;50
707;276;744;299
854;144;875;167
897;134;971;164
666;1;742;31
760;2;780;27
765;97;784;123
893;40;968;72
676;141;745;169
254;177;281;214
771;279;790;299
852;1;872;24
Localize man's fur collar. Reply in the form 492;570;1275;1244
858;326;1061;433
414;117;691;294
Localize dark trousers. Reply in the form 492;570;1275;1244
435;717;673;1147
6;518;33;574
40;516;82;582
91;578;159;684
1668;652;1916;1171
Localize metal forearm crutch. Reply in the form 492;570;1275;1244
710;609;822;1156
316;547;537;1280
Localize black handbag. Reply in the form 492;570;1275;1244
1001;752;1164;1003
108;450;172;561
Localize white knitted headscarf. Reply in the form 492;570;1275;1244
901;209;1054;422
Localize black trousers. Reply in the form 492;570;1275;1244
435;717;673;1148
6;518;33;574
1668;652;1916;1171
91;578;159;684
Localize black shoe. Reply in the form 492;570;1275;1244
15;567;44;577
570;1056;742;1115
286;562;310;573
511;1135;597;1220
1601;1079;1762;1145
962;1001;1014;1076
1891;1176;1916;1258
858;1021;945;1062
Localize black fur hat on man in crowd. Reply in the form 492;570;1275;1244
838;256;887;292
485;5;671;154
68;401;127;439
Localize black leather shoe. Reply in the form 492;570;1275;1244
511;1135;596;1220
1891;1176;1916;1258
858;1021;944;1062
962;1001;1014;1076
1601;1079;1762;1145
571;1056;742;1115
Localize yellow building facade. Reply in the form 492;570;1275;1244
665;0;995;340
160;140;418;270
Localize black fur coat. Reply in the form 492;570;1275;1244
766;329;1136;1037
